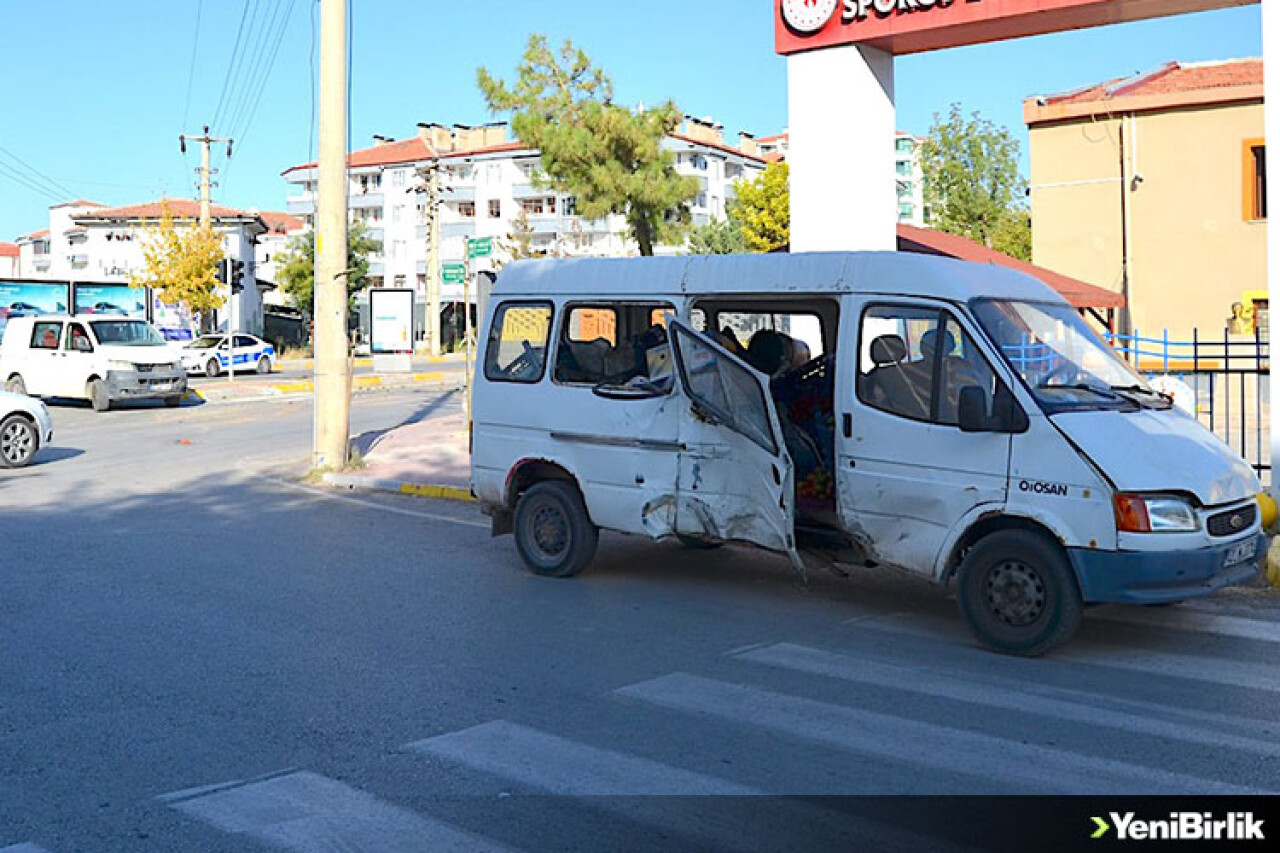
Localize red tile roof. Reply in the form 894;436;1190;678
897;224;1124;310
1044;59;1262;107
0;242;18;257
283;137;438;174
18;229;49;241
51;199;106;209
670;133;766;164
260;211;305;233
439;141;532;160
74;199;255;221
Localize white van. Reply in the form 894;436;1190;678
0;315;187;411
470;253;1265;656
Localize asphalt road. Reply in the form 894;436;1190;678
187;357;467;389
2;390;1278;851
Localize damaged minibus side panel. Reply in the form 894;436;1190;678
661;318;803;572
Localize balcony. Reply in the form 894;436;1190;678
511;183;546;199
363;227;384;243
286;196;315;216
692;213;711;227
367;262;384;278
32;255;51;270
441;221;476;240
349;192;384;209
442;186;476;202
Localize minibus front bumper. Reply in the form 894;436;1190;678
1066;531;1266;604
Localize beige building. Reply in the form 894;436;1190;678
1026;59;1266;341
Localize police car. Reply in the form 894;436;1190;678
181;333;275;377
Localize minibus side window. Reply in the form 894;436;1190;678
483;302;553;383
553;302;675;388
30;321;63;350
857;305;998;426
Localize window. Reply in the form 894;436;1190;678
857;305;996;425
484;302;552;383
670;324;776;454
712;311;824;372
896;138;914;154
390;169;406;188
563;197;577;216
554;302;675;387
65;323;91;352
458;201;475;218
488;199;501;218
896;161;911;176
1244;140;1267;221
899;203;914;220
234;335;258;348
31;321;62;350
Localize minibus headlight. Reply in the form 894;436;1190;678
1113;493;1198;533
107;359;136;372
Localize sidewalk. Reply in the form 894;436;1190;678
322;400;474;502
188;370;457;404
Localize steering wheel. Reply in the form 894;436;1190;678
1036;361;1077;388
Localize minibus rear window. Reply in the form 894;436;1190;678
484;302;553;384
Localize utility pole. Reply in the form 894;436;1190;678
313;0;350;469
179;125;233;335
415;161;442;356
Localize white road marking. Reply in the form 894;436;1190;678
165;770;510;852
1090;607;1280;644
617;673;1267;795
409;720;757;796
853;614;1280;695
258;475;489;528
737;643;1280;759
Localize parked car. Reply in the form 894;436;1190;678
0;388;54;467
0;315;186;411
181;333;275;377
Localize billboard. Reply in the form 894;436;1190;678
0;280;71;340
369;288;415;354
73;283;147;319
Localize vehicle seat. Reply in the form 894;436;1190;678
867;334;928;419
745;330;795;376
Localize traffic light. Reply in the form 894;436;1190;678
229;258;245;294
214;258;227;284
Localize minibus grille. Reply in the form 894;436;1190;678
1206;504;1257;537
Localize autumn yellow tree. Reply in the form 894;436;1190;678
129;204;226;320
732;162;790;253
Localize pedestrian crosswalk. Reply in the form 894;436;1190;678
11;602;1278;851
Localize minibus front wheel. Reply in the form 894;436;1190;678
514;480;599;578
956;530;1082;657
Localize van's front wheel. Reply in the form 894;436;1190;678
956;530;1082;657
88;378;110;412
514;481;598;578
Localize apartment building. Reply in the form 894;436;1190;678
1026;58;1266;339
280;118;769;302
0;243;17;277
12;199;275;335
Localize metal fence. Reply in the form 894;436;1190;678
1106;329;1270;477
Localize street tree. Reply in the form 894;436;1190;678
478;34;698;256
732;161;791;253
920;104;1031;260
276;221;381;317
685;216;747;255
129;203;225;320
499;208;537;264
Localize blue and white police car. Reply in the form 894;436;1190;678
181;333;275;377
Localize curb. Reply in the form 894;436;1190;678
188;372;453;404
322;472;475;502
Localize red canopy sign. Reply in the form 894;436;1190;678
775;0;1257;56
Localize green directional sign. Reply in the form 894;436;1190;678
467;237;493;259
441;263;466;284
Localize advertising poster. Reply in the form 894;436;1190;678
152;296;196;343
370;288;415;354
0;280;71;340
73;283;147;319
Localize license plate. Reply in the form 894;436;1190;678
1225;538;1257;567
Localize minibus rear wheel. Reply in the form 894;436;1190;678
956;529;1082;657
514;480;598;578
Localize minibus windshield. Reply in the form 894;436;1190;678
972;300;1168;412
90;320;167;347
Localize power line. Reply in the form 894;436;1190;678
0;144;78;199
180;0;204;131
220;0;274;133
0;161;63;203
227;0;295;141
223;0;300;189
211;0;255;129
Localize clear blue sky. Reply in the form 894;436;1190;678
0;0;1263;242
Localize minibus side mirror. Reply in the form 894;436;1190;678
592;378;669;401
959;385;1029;433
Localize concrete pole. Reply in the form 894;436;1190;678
199;125;212;231
313;0;350;469
788;45;896;252
1264;2;1279;497
428;164;442;356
